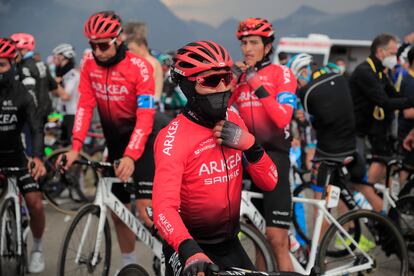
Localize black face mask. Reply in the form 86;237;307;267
180;77;231;128
195;90;231;122
0;66;15;87
93;42;127;68
55;59;75;77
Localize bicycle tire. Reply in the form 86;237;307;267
239;222;277;272
389;194;414;271
42;148;98;215
0;198;25;276
317;209;409;276
58;204;112;276
118;263;150;276
292;182;315;246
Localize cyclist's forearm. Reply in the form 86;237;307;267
124;109;155;160
245;146;278;191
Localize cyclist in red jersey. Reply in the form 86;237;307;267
231;18;297;271
58;11;156;266
152;41;278;276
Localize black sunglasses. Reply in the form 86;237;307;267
89;37;116;52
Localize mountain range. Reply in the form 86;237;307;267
0;0;413;60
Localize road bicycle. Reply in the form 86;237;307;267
0;167;32;275
57;159;164;275
291;155;414;271
239;157;409;275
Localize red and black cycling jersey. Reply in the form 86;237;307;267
72;51;156;161
0;79;43;158
231;61;297;153
152;108;278;252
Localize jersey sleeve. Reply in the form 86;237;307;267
22;85;44;158
255;65;297;128
245;151;278;191
228;110;278;191
123;58;156;160
20;65;39;107
46;65;58;91
71;60;96;152
152;127;194;252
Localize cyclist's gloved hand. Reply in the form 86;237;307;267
29;157;46;181
214;120;255;151
183;252;213;276
115;156;135;182
231;64;243;79
245;66;263;91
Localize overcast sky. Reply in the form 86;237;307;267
161;0;398;26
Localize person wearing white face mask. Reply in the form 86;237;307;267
349;33;414;186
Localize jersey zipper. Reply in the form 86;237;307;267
105;68;113;123
220;145;232;239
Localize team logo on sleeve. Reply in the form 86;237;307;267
130;57;150;82
162;120;180;156
137;95;155;109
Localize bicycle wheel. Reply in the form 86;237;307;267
42;148;98;215
0;198;24;276
58;204;111;276
292;182;317;246
389;195;414;271
238;222;277;272
118;264;150;276
318;210;409;276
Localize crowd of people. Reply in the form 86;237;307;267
0;9;413;275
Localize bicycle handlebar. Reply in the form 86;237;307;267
0;167;30;173
209;264;319;276
73;159;113;169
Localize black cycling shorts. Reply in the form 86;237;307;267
109;137;155;204
0;153;40;196
109;112;171;203
250;150;292;229
163;237;255;276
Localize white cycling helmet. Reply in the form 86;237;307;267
286;53;313;76
52;43;76;59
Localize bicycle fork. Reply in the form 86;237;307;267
75;204;108;267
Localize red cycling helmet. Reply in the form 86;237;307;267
10;33;35;51
236;17;274;40
172;40;233;77
84;11;123;40
0;38;17;59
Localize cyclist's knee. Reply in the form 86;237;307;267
266;228;289;251
26;196;44;214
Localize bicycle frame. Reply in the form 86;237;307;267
74;176;164;270
0;174;30;257
240;190;375;275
